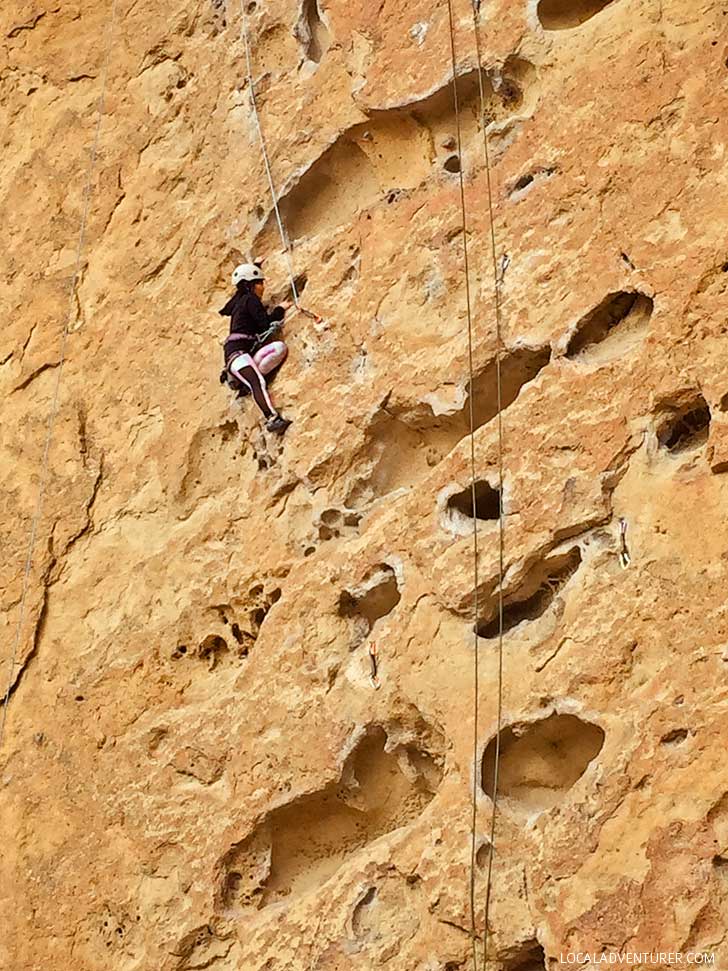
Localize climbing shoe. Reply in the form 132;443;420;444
266;415;292;435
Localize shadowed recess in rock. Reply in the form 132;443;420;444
566;291;653;363
509;166;556;197
501;940;547;971
481;713;605;813
339;564;401;649
464;345;552;430
316;505;362;544
172;923;232;970
537;0;619;30
216;726;443;913
351;345;550;505
295;0;331;64
476;547;582;639
265;64;532;242
660;728;688;745
656;394;711;452
447;480;501;523
171;585;282;668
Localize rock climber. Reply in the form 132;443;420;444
219;262;292;434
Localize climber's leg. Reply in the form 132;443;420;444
229;353;276;419
254;340;288;375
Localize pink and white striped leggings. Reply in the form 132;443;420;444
229;341;288;419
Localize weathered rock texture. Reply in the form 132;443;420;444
2;0;728;968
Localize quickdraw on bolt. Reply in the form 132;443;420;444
295;304;324;325
618;517;631;569
369;642;381;691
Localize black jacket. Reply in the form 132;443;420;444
219;291;285;361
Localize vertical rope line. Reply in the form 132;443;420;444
238;0;301;308
470;7;505;970
0;0;120;751
444;3;481;970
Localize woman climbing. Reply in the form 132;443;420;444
219;262;292;434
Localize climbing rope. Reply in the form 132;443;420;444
237;0;322;322
445;1;507;968
0;0;120;752
470;5;506;969
443;3;483;970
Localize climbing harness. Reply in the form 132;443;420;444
471;5;507;969
0;0;119;751
224;323;281;355
618;518;631;569
220;323;286;396
368;642;381;691
237;0;323;325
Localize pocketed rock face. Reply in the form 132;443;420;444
2;1;728;969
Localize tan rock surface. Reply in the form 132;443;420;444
2;0;728;968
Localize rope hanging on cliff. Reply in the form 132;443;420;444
0;0;120;751
443;4;483;970
470;3;506;969
238;2;321;322
445;2;507;969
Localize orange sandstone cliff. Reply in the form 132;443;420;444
2;0;728;968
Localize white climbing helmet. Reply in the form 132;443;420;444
232;262;265;286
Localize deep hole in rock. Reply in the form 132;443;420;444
219;725;443;911
339;565;401;648
444;154;461;173
657;396;711;452
468;346;551;428
316;505;362;544
475;842;491;870
294;272;308;295
502;941;547;971
566;291;653;360
499;79;521;104
510;167;556;197
476;547;582;638
448;480;501;522
297;0;331;64
537;0;618;30
482;713;605;813
199;634;228;668
660;728;688;745
247;586;282;637
352;886;378;938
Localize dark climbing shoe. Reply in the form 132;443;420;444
266;415;292;435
